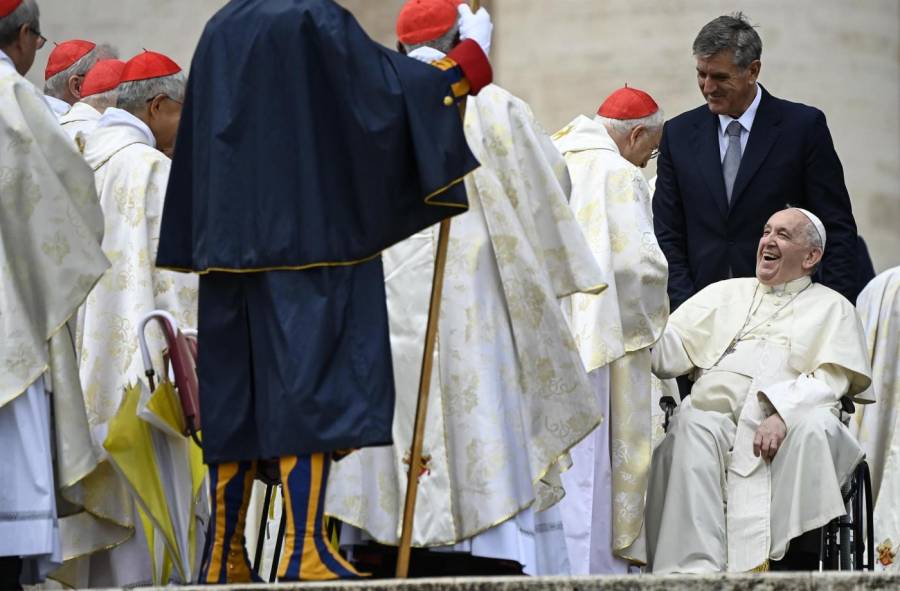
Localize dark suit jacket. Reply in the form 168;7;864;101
653;86;858;310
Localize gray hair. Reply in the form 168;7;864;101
0;0;39;47
692;12;762;69
44;43;118;98
82;88;118;111
116;71;186;114
801;215;824;252
597;109;665;137
402;21;460;55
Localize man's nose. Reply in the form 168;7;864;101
703;78;716;95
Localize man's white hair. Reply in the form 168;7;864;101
82;88;118;111
116;71;186;114
44;44;117;99
0;0;39;47
597;109;665;137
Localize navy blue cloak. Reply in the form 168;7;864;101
156;0;480;462
157;0;477;273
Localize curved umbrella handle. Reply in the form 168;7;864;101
138;310;179;377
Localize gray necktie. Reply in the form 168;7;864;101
723;120;743;203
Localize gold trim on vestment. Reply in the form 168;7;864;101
90;141;146;172
158;172;476;276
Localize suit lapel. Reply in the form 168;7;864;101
691;111;729;218
730;87;782;210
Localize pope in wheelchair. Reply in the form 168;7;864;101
646;207;873;573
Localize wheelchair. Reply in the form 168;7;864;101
659;394;875;571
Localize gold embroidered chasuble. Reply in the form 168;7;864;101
59;110;199;584
327;84;607;546
853;266;900;567
553;115;669;561
59;101;101;141
0;51;134;577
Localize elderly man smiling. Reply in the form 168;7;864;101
645;207;873;573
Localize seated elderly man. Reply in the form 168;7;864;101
646;207;873;573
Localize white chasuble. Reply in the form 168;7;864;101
853;267;900;568
648;277;872;573
552;115;669;567
78;108;198;442
59;101;101;141
0;51;124;581
327;85;607;557
64;108;198;586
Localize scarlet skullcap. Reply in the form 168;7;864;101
396;0;464;45
81;59;126;97
45;40;97;80
597;86;659;120
119;50;181;84
0;0;21;18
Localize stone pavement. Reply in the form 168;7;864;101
154;572;900;591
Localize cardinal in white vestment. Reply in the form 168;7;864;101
59;59;124;141
0;0;114;584
327;0;607;575
66;51;200;588
852;266;900;569
42;38;116;116
646;207;872;573
552;86;669;573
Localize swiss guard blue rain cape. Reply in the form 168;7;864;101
157;0;479;463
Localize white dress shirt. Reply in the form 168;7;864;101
717;84;761;162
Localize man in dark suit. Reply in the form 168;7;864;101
653;13;858;311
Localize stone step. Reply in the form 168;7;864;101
161;572;900;591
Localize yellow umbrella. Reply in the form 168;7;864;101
103;311;207;583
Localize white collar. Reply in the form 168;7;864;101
60;101;101;124
44;94;72;116
96;107;156;148
0;48;13;69
761;275;812;295
718;84;761;135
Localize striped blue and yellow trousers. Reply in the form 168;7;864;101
200;453;361;583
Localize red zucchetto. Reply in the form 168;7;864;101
81;59;126;97
119;50;181;83
396;0;464;45
597;86;659;120
45;39;96;79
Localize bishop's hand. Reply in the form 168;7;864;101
753;413;787;462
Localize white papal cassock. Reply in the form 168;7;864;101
552;115;669;572
60;107;199;587
0;48;113;584
326;84;607;574
647;276;872;573
853;266;900;568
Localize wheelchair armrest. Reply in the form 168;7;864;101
840;396;855;415
659;395;677;414
660;395;678;432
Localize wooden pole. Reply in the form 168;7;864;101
394;1;480;579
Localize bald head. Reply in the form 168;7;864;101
756;208;824;286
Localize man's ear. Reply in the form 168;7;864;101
147;94;166;119
748;59;761;84
803;247;823;271
14;23;29;51
629;124;646;146
68;75;84;100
